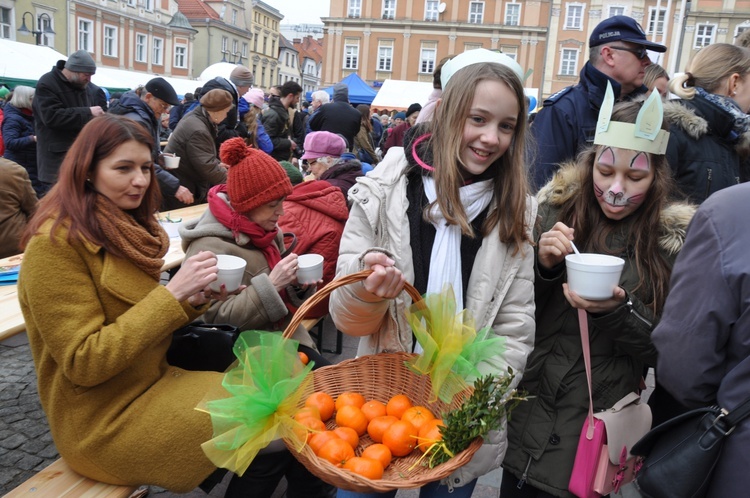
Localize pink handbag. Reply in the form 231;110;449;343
568;310;652;498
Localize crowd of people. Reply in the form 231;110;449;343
4;12;750;498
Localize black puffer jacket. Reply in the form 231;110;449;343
663;94;750;204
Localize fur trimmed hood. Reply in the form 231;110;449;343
537;162;696;255
663;98;750;158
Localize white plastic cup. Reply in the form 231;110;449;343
210;255;247;292
163;154;181;169
565;253;625;301
296;254;324;285
159;220;183;238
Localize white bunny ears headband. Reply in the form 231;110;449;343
594;82;670;155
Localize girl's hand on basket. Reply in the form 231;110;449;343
362;252;405;299
270;253;299;292
538;222;575;270
563;283;627;314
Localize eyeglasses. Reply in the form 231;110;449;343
608;45;649;60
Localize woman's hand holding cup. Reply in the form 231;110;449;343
167;251;219;303
270;253;299;292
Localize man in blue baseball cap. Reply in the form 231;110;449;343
529;15;667;190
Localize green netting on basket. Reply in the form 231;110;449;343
198;331;313;475
405;285;506;403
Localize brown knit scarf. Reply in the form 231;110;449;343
95;196;169;281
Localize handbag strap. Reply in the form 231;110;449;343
725;395;750;427
578;308;597;439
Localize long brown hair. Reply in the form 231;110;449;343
559;102;675;314
21;115;160;251
430;62;532;252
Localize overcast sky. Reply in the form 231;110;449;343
263;0;331;26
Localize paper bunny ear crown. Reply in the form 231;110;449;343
594;82;670;155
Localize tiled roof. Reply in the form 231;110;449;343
279;34;298;52
294;36;324;64
176;0;220;21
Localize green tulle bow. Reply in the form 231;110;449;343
406;285;506;403
198;331;313;476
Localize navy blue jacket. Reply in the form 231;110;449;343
529;62;648;190
2;103;38;193
652;182;750;497
108;91;180;196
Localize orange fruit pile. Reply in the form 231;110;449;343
293;391;444;481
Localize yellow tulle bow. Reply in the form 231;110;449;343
406;285;506;403
198;331;313;476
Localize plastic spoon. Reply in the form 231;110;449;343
570;240;583;261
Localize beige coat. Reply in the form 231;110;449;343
18;221;222;492
0;158;37;258
329;148;537;488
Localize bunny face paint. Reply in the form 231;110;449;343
593;146;654;220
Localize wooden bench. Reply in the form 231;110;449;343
4;458;146;497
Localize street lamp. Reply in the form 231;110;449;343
221;49;244;65
18;12;56;46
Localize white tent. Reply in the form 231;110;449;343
199;62;244;82
0;38;203;95
370;79;433;111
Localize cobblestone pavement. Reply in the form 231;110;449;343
0;320;507;497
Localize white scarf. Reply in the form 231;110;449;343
422;176;494;310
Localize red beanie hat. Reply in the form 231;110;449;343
220;137;293;212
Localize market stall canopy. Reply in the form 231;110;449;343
0;39;200;96
305;73;378;105
199;62;245;83
369;79;433;112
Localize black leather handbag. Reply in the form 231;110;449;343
167;321;240;372
166;321;332;373
631;395;750;498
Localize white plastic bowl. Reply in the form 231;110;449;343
565;253;625;300
296;254;324;285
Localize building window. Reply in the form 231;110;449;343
103;25;117;57
272;39;276;55
348;0;361;18
560;48;578;76
222;36;228;53
694;24;715;48
153;37;163;65
344;41;359;69
136;33;147;62
78;19;93;51
1;8;11;39
128;0;135;6
501;47;518;60
469;2;484;24
425;0;438;21
608;5;625;17
292;55;295;68
253;33;258;52
174;45;187;68
261;67;266;86
145;0;154;11
383;0;395;19
232;39;238;54
231;9;237;25
420;47;436;74
242;42;248;57
505;3;520;26
378;44;393;71
464;43;482;52
565;3;584;30
647;7;666;35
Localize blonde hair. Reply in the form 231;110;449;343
670;43;750;99
644;64;669;91
243;106;261;148
430;63;532;251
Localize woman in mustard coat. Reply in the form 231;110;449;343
17;115;242;493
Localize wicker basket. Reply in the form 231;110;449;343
281;270;483;493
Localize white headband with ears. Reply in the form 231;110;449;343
594;82;670;155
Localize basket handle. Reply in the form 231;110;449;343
282;269;424;339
